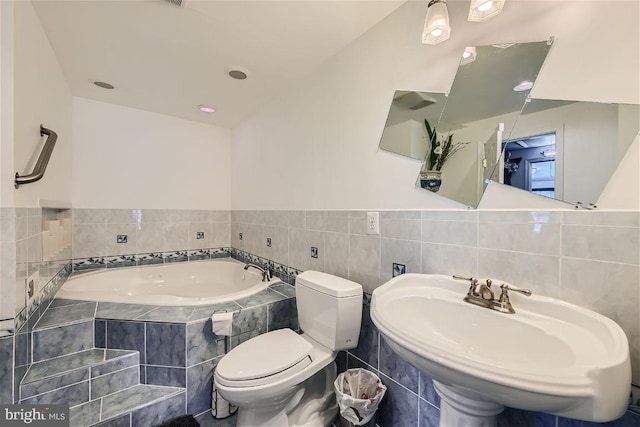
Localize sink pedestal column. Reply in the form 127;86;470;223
433;381;504;427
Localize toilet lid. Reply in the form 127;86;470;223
216;329;312;383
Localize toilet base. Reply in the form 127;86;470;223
235;362;338;427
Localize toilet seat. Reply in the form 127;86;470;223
216;328;313;387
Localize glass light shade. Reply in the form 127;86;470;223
422;0;451;45
468;0;505;22
460;46;477;65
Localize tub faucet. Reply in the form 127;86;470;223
244;263;271;282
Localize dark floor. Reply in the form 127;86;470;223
194;411;237;427
193;411;354;427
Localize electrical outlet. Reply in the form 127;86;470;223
26;271;39;300
366;211;380;235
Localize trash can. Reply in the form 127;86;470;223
334;368;386;427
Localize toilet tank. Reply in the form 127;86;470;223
296;271;363;351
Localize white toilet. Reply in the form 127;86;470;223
214;270;363;427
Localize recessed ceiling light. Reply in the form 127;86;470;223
198;104;215;113
225;66;250;80
92;80;115;90
513;80;534;92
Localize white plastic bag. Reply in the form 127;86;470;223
334;368;387;426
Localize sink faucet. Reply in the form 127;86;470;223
453;275;531;314
244;263;271;282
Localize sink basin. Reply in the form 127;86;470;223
371;274;631;425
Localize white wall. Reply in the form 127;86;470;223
598;135;640;210
72;97;231;210
231;1;640;210
12;1;72;208
0;1;14;207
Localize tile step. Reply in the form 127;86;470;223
21;348;140;402
70;384;187;427
33;300;97;331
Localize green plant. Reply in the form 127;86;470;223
424;119;470;171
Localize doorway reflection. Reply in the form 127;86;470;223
503;132;556;199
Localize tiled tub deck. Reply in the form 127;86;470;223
25;280;298;426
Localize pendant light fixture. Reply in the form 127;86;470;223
468;0;505;22
422;0;451;45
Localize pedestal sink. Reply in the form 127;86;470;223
370;274;631;426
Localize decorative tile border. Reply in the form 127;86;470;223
72;248;232;272
227;248;302;285
12;263;72;336
164;251;189;264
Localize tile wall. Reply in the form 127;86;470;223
3;207;639;426
72;209;231;262
0;207;72;404
230;209;640;426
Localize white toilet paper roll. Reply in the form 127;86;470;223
211;311;234;336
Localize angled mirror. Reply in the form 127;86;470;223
377;40;553;208
378;91;448;160
417;40;553;207
497;99;640;206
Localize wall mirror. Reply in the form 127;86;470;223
497;99;640;206
378;91;448;160
378;39;554;207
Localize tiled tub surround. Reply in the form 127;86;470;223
1;208;71;324
22;277;297;426
1;207;73;405
72;209;231;261
230;209;640;426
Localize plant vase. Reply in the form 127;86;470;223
420;170;442;192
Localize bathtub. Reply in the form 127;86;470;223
56;258;280;306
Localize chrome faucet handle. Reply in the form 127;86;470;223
496;284;532;314
453;275;478;294
498;283;533;306
452;275;478;285
500;283;533;297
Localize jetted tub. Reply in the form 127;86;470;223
56;258;280;306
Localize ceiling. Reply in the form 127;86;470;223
32;0;405;128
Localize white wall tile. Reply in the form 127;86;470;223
478;222;561;256
136;222;164;254
163;223;189;252
324;232;349;278
562;225;639;264
73;223;107;258
288;228;310;271
422;219;477;246
560;257;640;382
381;212;421;241
380;238;421;285
349;234;380;294
421;242;477;278
478;249;560;298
